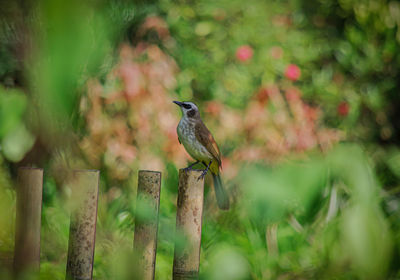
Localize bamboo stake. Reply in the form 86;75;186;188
133;170;162;280
266;223;279;257
66;170;99;280
14;167;43;275
173;169;205;280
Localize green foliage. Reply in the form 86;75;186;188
160;0;400;143
31;0;114;127
0;87;34;161
198;145;392;279
296;0;400;142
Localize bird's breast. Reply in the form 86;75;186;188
177;118;213;161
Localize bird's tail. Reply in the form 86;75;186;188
212;173;229;210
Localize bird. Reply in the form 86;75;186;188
173;100;229;210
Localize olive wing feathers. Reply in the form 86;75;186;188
194;121;222;167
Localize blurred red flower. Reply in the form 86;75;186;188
236;45;253;62
337;101;350;117
285;64;301;81
256;87;269;104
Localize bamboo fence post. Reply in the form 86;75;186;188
14;167;44;275
66;170;99;280
133;170;162;280
266;223;279;257
173;169;205;280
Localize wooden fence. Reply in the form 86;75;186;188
11;167;205;280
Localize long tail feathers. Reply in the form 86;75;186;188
212;173;230;210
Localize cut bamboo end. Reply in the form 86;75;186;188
66;170;100;280
133;170;162;280
173;169;204;280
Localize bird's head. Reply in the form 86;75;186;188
173;101;200;119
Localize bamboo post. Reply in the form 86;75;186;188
173;170;205;280
66;170;99;280
133;170;162;280
266;223;279;257
14;167;44;274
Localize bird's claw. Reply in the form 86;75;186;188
183;167;192;174
197;170;207;181
183;161;201;174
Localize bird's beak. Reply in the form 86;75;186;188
173;101;184;107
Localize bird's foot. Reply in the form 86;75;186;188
183;166;194;174
197;169;208;181
183;161;201;174
197;160;212;181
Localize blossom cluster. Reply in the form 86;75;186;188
79;17;341;182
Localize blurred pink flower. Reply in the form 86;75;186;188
138;16;170;40
220;157;238;179
119;62;143;99
337;101;349;117
285;64;301;81
236;45;253;62
204;101;222;116
285;87;301;101
303;104;319;122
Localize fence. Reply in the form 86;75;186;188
10;167;205;280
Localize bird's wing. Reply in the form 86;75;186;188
195;121;222;166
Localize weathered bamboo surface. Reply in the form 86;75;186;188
133;170;162;280
14;167;44;274
66;170;99;280
173;169;205;280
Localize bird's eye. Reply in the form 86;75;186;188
182;103;192;109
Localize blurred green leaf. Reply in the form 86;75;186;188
342;204;392;280
0;87;27;138
30;0;115;128
1;123;34;162
241;159;327;225
386;148;400;178
204;246;251;280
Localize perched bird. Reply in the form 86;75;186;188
173;101;229;210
